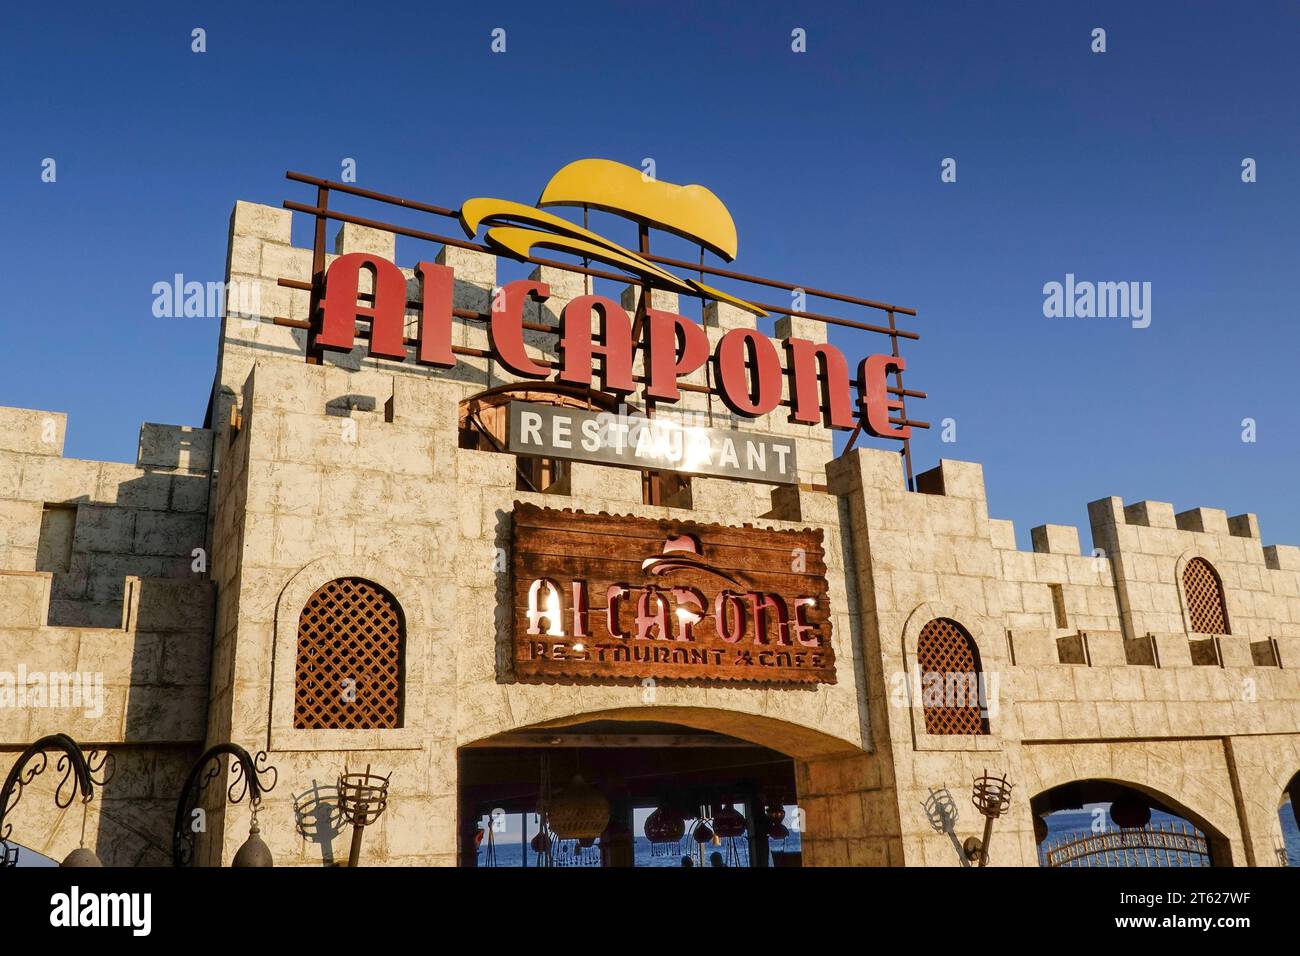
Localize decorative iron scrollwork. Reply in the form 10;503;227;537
172;743;278;867
0;734;113;866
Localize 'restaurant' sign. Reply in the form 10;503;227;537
507;401;799;484
510;503;835;686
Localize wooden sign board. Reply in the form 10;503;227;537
510;503;835;686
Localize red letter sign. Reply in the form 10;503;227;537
645;308;710;402
490;280;551;378
318;253;408;359
557;294;635;394
859;354;911;438
414;261;454;368
783;338;857;429
716;328;783;416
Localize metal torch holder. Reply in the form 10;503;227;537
337;765;391;867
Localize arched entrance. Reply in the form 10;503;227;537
1031;780;1232;867
457;708;861;868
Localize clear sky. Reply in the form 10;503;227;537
2;1;1297;550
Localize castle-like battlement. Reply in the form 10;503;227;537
3;198;1298;870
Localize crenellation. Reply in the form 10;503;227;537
1228;512;1261;539
1176;506;1231;536
230;199;292;245
1264;544;1300;571
1124;499;1177;528
1030;523;1080;556
333;222;395;259
5;193;1300;871
702;299;755;332
988;517;1016;550
260;242;313;286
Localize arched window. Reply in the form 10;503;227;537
294;577;405;730
1183;558;1229;635
916;618;988;735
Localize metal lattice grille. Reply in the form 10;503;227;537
916;618;987;736
1183;558;1229;635
294;578;404;730
1040;820;1210;867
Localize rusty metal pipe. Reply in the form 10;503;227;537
285;171;917;317
279;201;921;341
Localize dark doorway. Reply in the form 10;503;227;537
457;720;801;868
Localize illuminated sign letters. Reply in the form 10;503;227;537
510;504;836;686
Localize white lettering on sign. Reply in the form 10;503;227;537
508;402;797;484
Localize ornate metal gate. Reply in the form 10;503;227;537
1040;820;1211;867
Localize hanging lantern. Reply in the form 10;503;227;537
766;804;786;824
1110;794;1151;829
645;807;686;858
231;803;273;868
768;822;789;841
692;820;714;844
548;775;609;841
60;847;102;867
712;804;748;867
232;823;273;867
714;806;747;839
645;807;686;843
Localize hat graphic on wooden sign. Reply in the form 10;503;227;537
640;532;741;586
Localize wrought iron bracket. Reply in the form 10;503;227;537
172;743;278;867
0;733;114;867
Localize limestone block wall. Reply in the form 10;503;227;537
1089;495;1300;646
1223;734;1300;866
203;349;867;865
0;408;211;628
796;751;905;866
0;744;201;866
828;450;1037;866
0;407;214;864
1018;739;1245;863
827;447;1300;867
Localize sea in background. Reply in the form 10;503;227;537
477;832;803;868
1041;802;1300;867
477;802;1300;868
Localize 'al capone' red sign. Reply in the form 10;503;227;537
510;503;835;685
316;252;909;439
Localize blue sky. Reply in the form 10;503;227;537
2;1;1297;550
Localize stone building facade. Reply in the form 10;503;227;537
2;196;1299;867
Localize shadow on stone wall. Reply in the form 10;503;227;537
37;470;210;630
